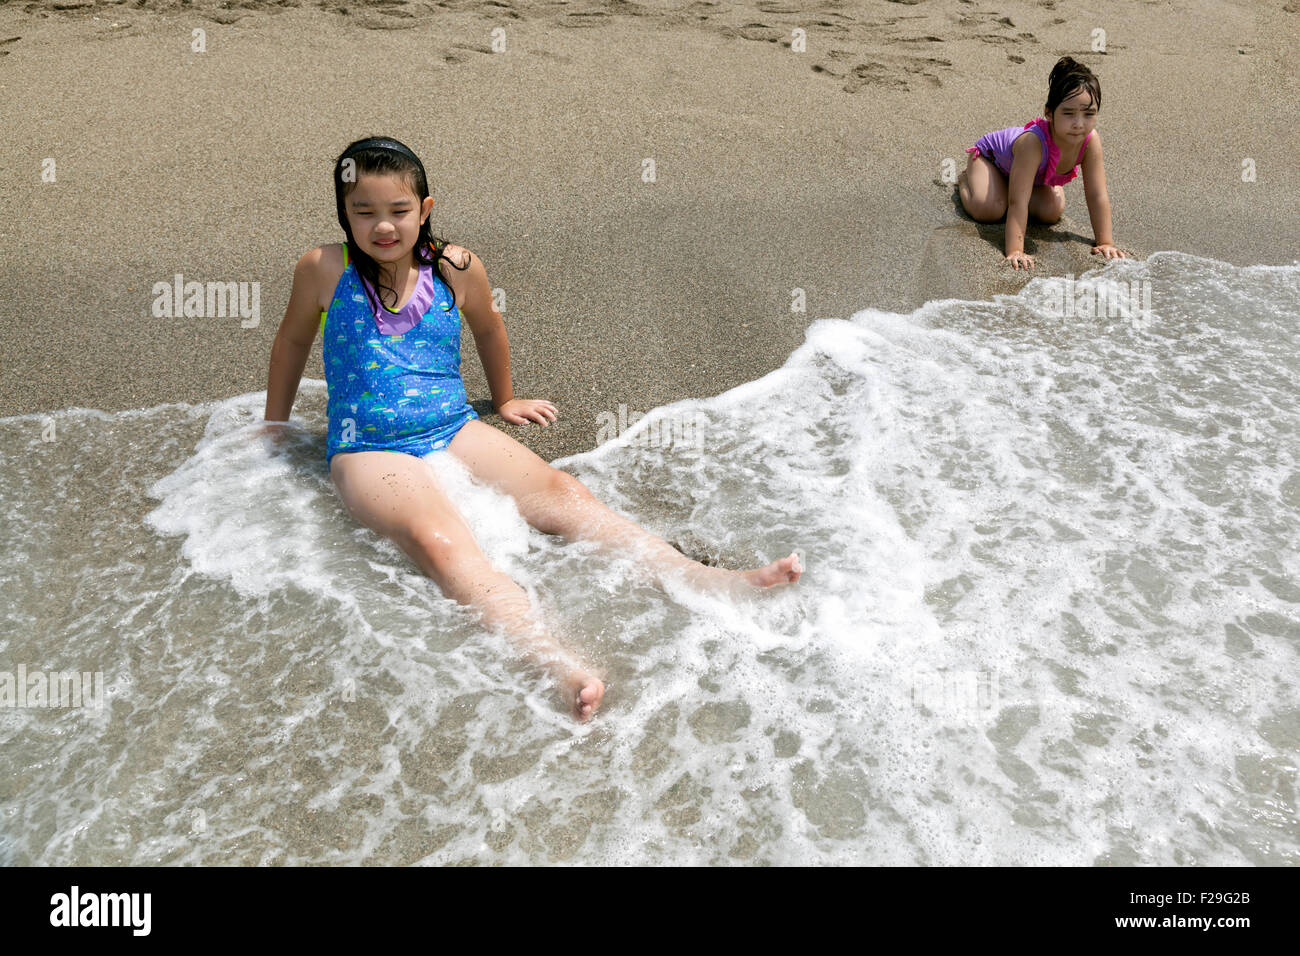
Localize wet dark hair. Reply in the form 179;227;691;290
1045;56;1101;115
332;136;469;316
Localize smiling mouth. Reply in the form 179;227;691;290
375;239;399;246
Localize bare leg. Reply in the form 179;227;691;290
958;152;1008;223
330;449;603;721
447;420;802;600
1028;184;1065;223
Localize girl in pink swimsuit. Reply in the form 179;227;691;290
958;56;1129;270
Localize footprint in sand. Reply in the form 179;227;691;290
977;32;1038;45
833;56;952;93
443;42;496;65
559;10;611;29
734;22;784;43
481;0;523;18
354;0;418;32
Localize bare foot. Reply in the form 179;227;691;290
562;670;605;722
742;552;803;589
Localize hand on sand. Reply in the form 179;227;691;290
498;398;559;427
1005;251;1035;271
1091;244;1128;260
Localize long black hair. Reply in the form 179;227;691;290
332;136;469;317
1045;56;1101;115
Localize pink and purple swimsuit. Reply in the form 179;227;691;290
966;117;1092;187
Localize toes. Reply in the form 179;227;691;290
573;680;604;721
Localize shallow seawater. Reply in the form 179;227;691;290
1;251;1297;865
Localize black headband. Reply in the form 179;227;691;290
340;137;424;169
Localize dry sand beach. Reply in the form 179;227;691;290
1;0;1296;457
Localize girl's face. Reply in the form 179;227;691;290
344;172;433;262
1049;87;1099;143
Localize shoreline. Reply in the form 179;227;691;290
3;1;1297;462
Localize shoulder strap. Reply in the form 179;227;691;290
1074;131;1093;165
1028;121;1053;172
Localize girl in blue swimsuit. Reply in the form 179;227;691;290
321;237;480;464
263;136;803;722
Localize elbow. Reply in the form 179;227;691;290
471;317;508;345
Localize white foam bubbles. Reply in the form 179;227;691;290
2;253;1297;864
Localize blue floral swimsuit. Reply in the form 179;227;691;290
321;242;478;464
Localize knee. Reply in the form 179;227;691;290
402;521;477;579
521;468;595;536
960;189;1005;222
543;467;592;503
969;201;1005;223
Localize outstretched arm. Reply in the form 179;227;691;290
1081;131;1128;259
264;247;324;423
455;249;557;426
1004;132;1041;269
